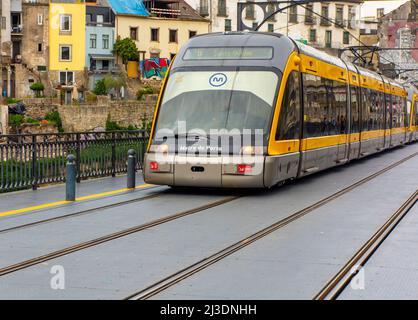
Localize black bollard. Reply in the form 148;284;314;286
66;154;76;201
127;149;136;189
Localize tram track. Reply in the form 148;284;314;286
0;195;240;277
0;186;163;234
314;189;418;300
125;151;418;300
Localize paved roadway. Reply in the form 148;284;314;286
0;143;417;299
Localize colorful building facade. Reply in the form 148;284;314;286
49;0;86;103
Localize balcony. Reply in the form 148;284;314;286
320;18;332;26
304;16;317;25
335;19;346;28
11;26;23;36
149;7;180;18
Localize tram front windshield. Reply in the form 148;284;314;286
153;69;281;140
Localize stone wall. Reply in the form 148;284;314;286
22;95;158;132
58;97;157;132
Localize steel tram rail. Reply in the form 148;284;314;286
314;189;418;300
0;195;241;277
125;151;418;300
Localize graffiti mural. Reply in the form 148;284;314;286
140;58;170;79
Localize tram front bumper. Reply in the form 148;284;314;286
143;153;266;188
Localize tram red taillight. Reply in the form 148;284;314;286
237;164;252;174
149;161;159;171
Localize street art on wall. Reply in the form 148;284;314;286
140;58;170;79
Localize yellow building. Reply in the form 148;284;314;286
49;0;86;103
112;0;209;62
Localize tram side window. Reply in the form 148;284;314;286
415;101;418;126
303;74;339;138
385;93;392;129
376;91;385;130
361;88;372;131
332;80;348;134
350;86;360;133
392;95;402;128
276;71;301;140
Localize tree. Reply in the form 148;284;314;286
103;73;127;99
112;37;139;64
30;82;45;98
93;79;107;95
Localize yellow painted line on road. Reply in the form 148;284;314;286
0;184;154;218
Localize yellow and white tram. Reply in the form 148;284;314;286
144;32;418;188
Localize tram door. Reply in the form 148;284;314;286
335;81;349;164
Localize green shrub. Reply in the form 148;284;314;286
136;86;154;100
25;117;40;125
45;111;64;132
9;114;24;127
30;82;45;98
6;97;22;104
93;79;107;96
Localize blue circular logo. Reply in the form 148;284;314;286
209;73;228;87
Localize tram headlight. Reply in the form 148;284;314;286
149;144;169;154
241;146;255;155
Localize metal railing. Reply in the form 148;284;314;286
0;130;148;193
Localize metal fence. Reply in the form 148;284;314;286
0;131;148;193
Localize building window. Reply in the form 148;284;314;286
218;0;227;16
103;35;109;49
325;30;332;48
97;15;104;26
289;6;297;23
252;22;258;30
224;19;232;32
309;29;316;43
343;31;350;44
245;0;255;20
102;60;109;70
320;5;330;25
1;17;6;30
38;43;43;52
348;6;355;28
37;14;43;26
86;14;93;24
377;8;385;18
199;0;209;16
151;28;159;42
59;45;71;61
169;29;178;43
305;4;314;24
90;34;97;49
189;30;197;38
267;0;276;22
60;14;71;32
130;27;138;40
336;6;344;26
268;23;274;33
59;71;74;85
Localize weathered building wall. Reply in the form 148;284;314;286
15;0;52;98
